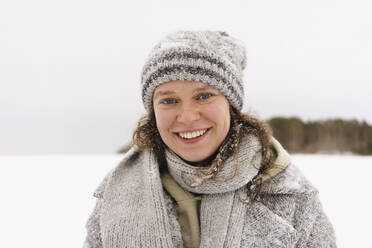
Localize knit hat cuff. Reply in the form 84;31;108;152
141;46;244;112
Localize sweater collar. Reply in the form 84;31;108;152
166;134;263;194
165;135;292;195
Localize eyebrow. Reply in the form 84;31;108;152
193;85;215;93
153;85;217;100
153;90;176;100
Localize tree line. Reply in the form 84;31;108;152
268;117;372;155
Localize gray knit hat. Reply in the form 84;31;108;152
141;30;247;112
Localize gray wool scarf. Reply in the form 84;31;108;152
98;134;263;248
165;135;262;247
166;134;262;195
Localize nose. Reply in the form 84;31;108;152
176;103;201;124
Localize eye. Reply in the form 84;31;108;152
161;98;177;105
198;93;213;100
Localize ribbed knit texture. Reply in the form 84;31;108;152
84;136;337;248
141;30;246;112
166;134;261;194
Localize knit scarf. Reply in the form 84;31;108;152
100;134;265;248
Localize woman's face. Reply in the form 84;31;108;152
153;80;231;163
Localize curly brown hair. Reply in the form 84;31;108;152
130;106;277;201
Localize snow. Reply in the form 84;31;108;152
0;154;371;248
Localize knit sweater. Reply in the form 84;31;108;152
83;138;336;248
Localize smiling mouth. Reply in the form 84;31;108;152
174;128;211;143
178;129;208;139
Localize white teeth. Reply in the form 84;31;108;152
179;129;207;139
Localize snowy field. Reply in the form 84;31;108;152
0;154;371;248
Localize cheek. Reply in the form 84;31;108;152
154;109;175;134
205;102;231;132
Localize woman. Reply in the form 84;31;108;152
84;31;336;248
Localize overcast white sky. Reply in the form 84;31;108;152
1;0;371;154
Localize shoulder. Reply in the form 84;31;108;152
260;164;336;243
260;163;322;218
247;164;336;247
92;147;145;198
261;162;318;195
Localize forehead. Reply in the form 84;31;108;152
154;80;216;94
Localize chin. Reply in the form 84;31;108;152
178;150;214;163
